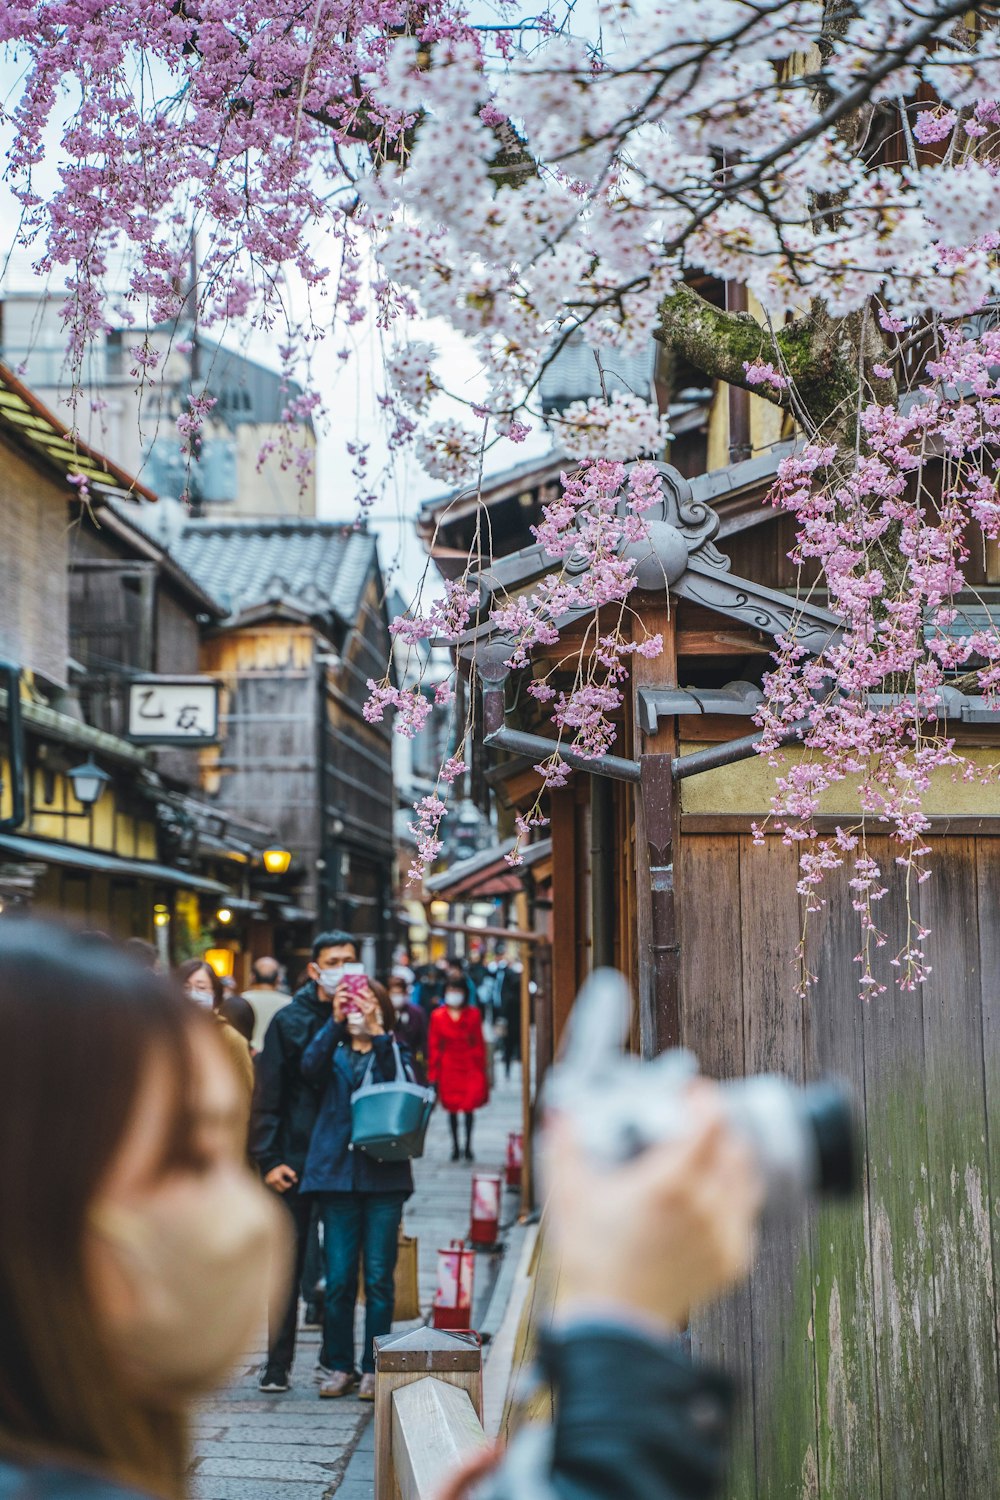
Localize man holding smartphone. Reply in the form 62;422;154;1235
250;928;359;1393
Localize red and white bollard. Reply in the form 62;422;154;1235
469;1170;502;1247
505;1131;523;1190
432;1240;475;1330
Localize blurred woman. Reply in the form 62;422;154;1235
386;971;428;1083
427;969;489;1162
176;959;254;1128
0;919;288;1499
300;979;414;1402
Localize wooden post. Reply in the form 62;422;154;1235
374;1327;484;1500
631;598;680;1057
550;786;579;1048
515;889;534;1214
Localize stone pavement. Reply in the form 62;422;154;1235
192;1060;525;1500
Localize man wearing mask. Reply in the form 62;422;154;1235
387;970;428;1082
250;930;358;1393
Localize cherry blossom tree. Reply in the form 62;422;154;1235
5;0;1000;986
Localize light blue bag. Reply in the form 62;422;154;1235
350;1039;436;1163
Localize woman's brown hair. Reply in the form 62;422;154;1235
0;917;201;1497
367;979;396;1035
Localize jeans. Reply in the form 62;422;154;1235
267;1185;314;1373
320;1191;406;1374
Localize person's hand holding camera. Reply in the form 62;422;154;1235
543;1083;762;1334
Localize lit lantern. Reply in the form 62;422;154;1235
505;1132;524;1190
204;947;234;979
262;845;292;875
432;1240;475;1330
469;1171;502;1247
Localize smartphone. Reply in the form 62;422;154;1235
342;964;368;999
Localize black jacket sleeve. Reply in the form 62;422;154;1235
249;1012;288;1175
481;1323;734;1500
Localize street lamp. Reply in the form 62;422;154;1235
216;906;233;925
262;845;291;875
67;759;111;807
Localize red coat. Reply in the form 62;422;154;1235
427;1004;489;1113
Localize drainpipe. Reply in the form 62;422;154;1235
477;644;642;785
671;719;811;780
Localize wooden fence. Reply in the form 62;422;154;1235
678;832;1000;1500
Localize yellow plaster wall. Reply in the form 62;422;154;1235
679;743;1000;817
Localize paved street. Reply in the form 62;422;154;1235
192;1060;525;1500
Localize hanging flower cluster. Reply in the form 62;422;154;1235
756;328;1000;991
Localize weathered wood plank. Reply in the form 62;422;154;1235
678;834;756;1500
801;857;880;1500
975;840;1000;1431
391;1378;489;1500
918;838;1000;1496
738;836;819;1500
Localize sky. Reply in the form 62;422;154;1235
0;49;555;601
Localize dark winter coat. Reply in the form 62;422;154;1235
479;1323;734;1500
299;1018;415;1196
427;1003;489;1113
392;1000;428;1082
249;981;330;1177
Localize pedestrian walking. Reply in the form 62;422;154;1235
495;953;523;1077
300;979;414;1401
250;929;359;1394
0;919;289;1500
427;970;489;1162
242;955;290;1051
178;959;254;1123
387;970;428;1082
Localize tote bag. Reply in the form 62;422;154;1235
350;1039;436;1162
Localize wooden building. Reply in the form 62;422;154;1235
172;519;397;974
427;445;1000;1500
0;362;272;944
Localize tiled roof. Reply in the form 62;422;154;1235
0;361;156;504
170;518;377;625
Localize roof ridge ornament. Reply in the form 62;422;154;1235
620;461;731;589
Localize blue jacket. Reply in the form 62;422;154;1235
299;1019;414;1196
0;1459;152;1497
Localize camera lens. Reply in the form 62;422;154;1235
801;1083;857;1197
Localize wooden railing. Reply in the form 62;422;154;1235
374;1328;488;1500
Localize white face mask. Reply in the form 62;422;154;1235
186;985;215;1010
316;965;345;994
444;990;465;1008
91;1171;290;1397
390;992;407;1011
346;1010;367;1035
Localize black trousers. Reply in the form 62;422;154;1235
268;1184;314;1372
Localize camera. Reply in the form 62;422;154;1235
545;969;856;1207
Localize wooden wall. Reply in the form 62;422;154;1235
678;832;1000;1500
0;443;69;688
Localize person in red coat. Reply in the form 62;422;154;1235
427;967;490;1161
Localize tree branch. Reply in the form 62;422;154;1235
654;283;804;409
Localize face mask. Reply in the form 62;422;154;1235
444;990;465;1008
186;985;215;1009
390;992;407;1011
316;965;345;994
346;1010;367;1035
91;1170;290;1398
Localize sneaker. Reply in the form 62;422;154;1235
259;1366;290;1393
358;1373;376;1401
302;1301;322;1328
319;1369;357;1399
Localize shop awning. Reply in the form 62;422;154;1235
0;834;231;895
425;838;551;902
